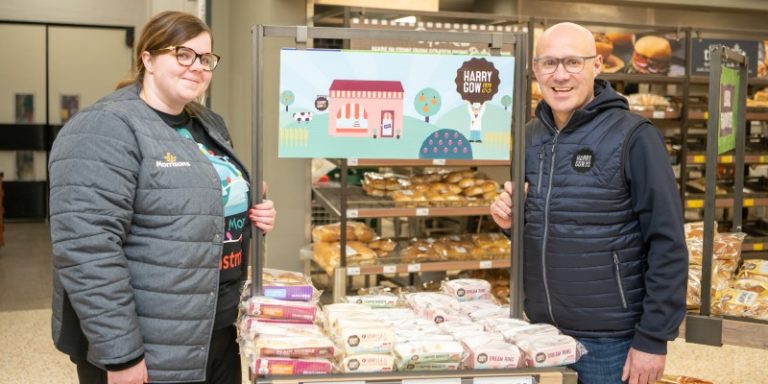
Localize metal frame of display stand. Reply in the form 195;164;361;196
685;45;752;346
249;24;563;383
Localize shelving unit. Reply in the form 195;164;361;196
314;159;511;303
251;23;549;383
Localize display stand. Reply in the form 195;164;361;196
249;24;574;383
685;45;768;349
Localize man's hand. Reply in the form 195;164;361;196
107;359;148;384
490;181;527;230
622;348;665;384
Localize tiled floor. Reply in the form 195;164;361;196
0;222;766;384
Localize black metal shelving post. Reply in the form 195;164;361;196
686;44;748;346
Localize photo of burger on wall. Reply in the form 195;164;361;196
630;35;672;74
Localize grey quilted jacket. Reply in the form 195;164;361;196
49;83;249;382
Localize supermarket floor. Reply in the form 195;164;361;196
0;222;765;384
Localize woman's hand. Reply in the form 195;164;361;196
249;182;276;234
249;199;275;234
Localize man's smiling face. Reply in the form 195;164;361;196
533;23;603;128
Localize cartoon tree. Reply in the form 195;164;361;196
501;95;512;111
414;88;442;123
280;90;295;112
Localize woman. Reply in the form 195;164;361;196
49;11;274;384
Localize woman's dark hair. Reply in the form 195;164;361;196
116;11;213;89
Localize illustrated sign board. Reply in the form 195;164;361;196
693;38;758;77
718;66;741;155
278;49;515;160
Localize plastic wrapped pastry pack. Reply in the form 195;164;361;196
250;335;335;359
239;317;325;340
335;324;395;355
516;334;587;368
738;259;768;280
345;293;400;308
393;340;465;364
397;361;461;371
462;339;523;369
441;278;492;302
311;221;375;243
482;317;530;333
262;268;317;301
339;353;395;373
501;323;560;343
243;296;317;323
251;357;333;375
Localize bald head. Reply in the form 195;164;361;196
535;22;596;57
532;22;602;129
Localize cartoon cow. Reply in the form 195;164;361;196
292;111;313;123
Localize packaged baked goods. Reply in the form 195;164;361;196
501;323;560;343
732;277;768;295
462;339;523;369
239;317;325;340
625;93;671;111
262;268;316;302
244;296;318;323
367;237;397;252
713;232;747;261
398;361;460;371
339;353;394;373
400;244;444;263
312;222;355;243
362;172;410;196
251;335;335;359
393;340;465;364
345;292;400;308
744;296;768;320
738;259;768;280
251;357;333;375
313;241;377;271
311;222;376;243
441;278;492;302
405;292;463;323
711;288;759;316
482;317;530;333
516;334;586;368
336;326;395;355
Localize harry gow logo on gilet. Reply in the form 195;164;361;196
571;148;595;173
156;152;191;168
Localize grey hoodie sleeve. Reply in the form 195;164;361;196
49;108;145;365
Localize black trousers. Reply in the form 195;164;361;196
72;326;241;384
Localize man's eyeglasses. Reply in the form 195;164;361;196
153;45;221;71
533;55;596;74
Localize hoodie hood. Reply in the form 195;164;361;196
535;78;629;132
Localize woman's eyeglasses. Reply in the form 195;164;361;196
153;45;221;71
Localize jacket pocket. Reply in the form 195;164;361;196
612;251;629;311
536;148;545;194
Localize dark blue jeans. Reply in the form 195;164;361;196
569;336;633;384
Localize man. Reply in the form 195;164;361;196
491;23;687;384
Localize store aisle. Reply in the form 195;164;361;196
0;222;765;383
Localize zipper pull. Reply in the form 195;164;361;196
613;253;620;265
